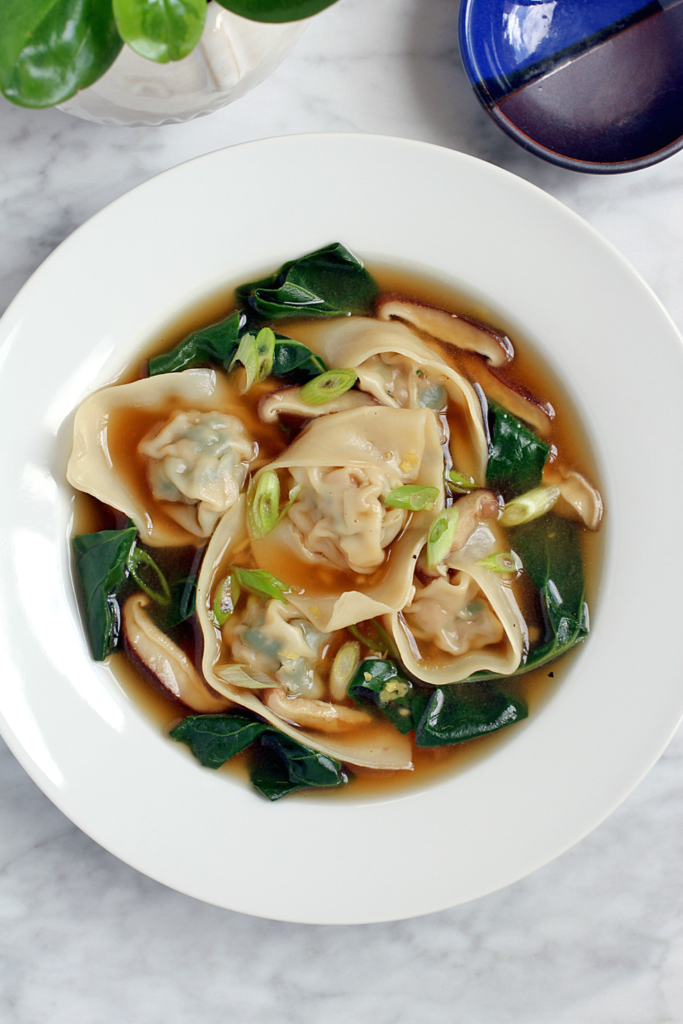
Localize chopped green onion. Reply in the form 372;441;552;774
446;469;475;494
127;548;171;606
348;619;397;657
212;574;241;626
384;485;439;511
500;485;561;527
475;551;521;575
426;507;460;567
275;483;303;528
248;473;303;541
329;641;361;701
231;565;295;603
248;471;281;540
229;332;259;392
415;369;426;379
255;327;276;382
214;665;274;689
298;368;357;406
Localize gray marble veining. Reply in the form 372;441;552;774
1;1;682;1020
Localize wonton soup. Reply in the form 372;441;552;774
67;244;603;800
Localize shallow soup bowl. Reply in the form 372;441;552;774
0;134;682;924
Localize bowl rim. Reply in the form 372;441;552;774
1;132;683;923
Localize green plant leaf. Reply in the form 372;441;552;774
148;312;326;384
486;400;550;501
253;732;348;800
270;338;326;380
348;659;418;735
415;682;528;747
113;0;205;63
148;310;244;376
236;243;379;320
215;0;340;24
249;745;308;800
509;513;589;671
170;713;269;768
72;524;137;661
0;0;123;109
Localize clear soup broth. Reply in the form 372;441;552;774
71;256;604;802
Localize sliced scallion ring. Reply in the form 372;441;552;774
426;507;460;567
231;565;295;603
127;547;171;606
329;641;361;701
255;327;276;382
212;573;241;626
247;471;281;540
384;485;439;511
229;332;259;392
475;551;522;575
446;469;475;494
298;368;357;406
500;485;561;527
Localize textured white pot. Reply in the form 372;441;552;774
57;2;308;127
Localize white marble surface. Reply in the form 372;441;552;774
1;0;682;1020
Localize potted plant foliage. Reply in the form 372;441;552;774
0;0;340;125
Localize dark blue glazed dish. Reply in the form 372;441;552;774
459;0;683;172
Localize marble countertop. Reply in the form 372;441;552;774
1;1;682;1021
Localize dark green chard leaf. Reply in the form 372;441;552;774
0;0;123;109
148;312;326;384
510;513;589;671
415;682;528;747
170;714;270;769
486;400;550;501
252;732;348;800
236;243;379;320
148;310;244;376
113;0;205;63
249;745;308;801
348;659;418;735
72;524;137;661
215;0;340;23
154;573;197;631
271;338;326;380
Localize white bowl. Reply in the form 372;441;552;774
1;135;682;924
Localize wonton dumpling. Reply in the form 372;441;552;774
67;369;256;546
250;406;445;631
287;317;489;485
196;498;413;770
224;594;328;698
139;409;255;538
387;523;527;684
286;465;407;575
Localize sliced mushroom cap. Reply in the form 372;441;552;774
264;689;372;733
544;466;603;530
258;385;376;423
452;352;555;438
377;296;513;367
123;593;230;713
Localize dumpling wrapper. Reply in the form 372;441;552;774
196;498;413;770
287;317;489;485
251;406;445;632
67;369;255;547
387;523;527;685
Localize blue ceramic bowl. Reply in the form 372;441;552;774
459;0;683;173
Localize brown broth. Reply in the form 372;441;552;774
72;260;605;802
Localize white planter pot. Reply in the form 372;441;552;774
57;2;308;127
